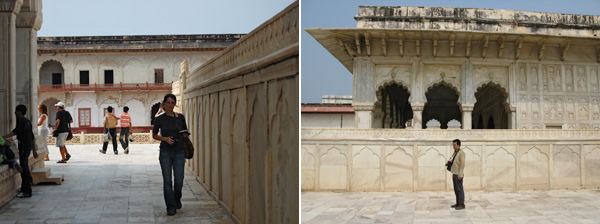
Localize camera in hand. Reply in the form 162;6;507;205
445;161;453;171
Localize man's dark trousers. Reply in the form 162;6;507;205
18;150;32;195
452;174;464;206
102;128;118;153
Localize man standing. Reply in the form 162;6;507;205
119;106;132;154
449;139;466;210
53;102;72;163
100;106;119;155
2;105;38;198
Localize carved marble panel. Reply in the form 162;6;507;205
519;65;527;91
566;97;576;120
579;97;589;120
590;66;599;92
210;93;220;197
417;146;446;191
542;64;561;92
423;65;461;93
352;146;381;191
462;146;482;190
473;66;508;90
552;145;580;189
230;89;247;222
592;98;600;120
301;145;317;190
532;96;540;120
247;84;267;224
384;146;413;190
375;65;412;89
319;145;348;190
485;146;516;189
519;145;549;189
584;146;600;187
530;66;539;91
219;91;231;208
577;65;587;92
565;65;574;92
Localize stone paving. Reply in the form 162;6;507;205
0;144;233;224
302;189;600;224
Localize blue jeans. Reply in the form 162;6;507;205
119;127;130;150
159;149;185;211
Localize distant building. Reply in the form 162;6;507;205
37;34;242;132
301;95;354;128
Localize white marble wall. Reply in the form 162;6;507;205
178;2;298;223
302;129;600;191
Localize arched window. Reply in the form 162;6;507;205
423;82;461;129
375;83;413;128
472;82;509;129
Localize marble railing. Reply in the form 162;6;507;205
46;133;159;145
302;128;600;192
180;2;298;224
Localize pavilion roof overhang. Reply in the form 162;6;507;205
305;28;600;74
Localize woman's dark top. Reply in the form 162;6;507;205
152;112;188;151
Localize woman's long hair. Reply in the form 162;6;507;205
39;104;48;115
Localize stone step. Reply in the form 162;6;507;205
45;174;64;185
31;168;51;184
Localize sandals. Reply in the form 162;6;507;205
66;154;71;161
57;160;67;163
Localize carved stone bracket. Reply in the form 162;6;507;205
397;33;404;57
515;37;523;59
466;35;472;58
497;35;505;58
449;33;455;56
561;39;571;61
354;33;362;55
538;38;547;61
481;35;489;58
381;32;387;56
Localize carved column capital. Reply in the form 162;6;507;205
16;11;42;30
352;102;374;111
0;0;22;14
461;104;475;112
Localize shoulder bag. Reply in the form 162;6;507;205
176;113;193;159
102;116;111;142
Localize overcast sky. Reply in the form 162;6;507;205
301;0;600;103
38;0;295;36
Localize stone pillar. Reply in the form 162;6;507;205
462;104;474;129
352;58;376;128
0;0;22;134
509;105;517;129
353;103;374;128
412;103;424;129
16;7;42;121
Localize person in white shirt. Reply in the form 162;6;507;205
37;104;49;161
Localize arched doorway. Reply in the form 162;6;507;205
472;82;509;129
375;83;413;128
39;60;64;85
40;98;60;128
423;82;461;129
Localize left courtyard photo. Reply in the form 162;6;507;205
0;0;298;223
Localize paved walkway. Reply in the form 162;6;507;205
302;189;600;224
0;144;233;224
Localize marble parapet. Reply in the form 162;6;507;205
302;128;600;192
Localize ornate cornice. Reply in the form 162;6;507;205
0;0;22;13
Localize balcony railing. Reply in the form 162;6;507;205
38;82;172;92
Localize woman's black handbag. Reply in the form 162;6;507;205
183;136;194;159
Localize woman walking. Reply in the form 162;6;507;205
37;104;49;161
152;94;189;216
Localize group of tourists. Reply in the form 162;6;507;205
1;93;189;215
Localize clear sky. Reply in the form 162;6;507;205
301;0;600;103
38;0;295;36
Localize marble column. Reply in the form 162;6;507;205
411;103;424;129
462;104;474;129
352;58;376;128
16;7;42;121
0;0;22;134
